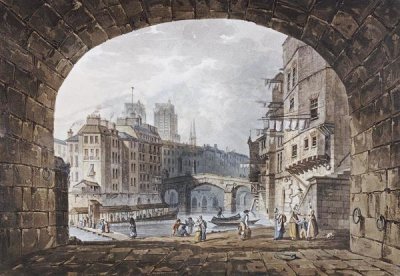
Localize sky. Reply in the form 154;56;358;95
55;19;287;155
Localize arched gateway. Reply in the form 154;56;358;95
0;0;399;264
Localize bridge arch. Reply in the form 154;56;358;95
191;182;225;213
235;186;253;211
164;189;179;206
0;0;398;263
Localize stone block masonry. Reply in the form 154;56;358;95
0;0;399;265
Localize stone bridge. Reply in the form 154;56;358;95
160;173;253;213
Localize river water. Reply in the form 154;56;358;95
109;211;273;238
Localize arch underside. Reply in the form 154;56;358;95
0;0;399;264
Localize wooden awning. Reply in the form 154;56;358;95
286;154;330;175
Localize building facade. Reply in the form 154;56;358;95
54;138;68;162
162;141;249;179
154;100;180;142
250;37;351;230
67;109;162;216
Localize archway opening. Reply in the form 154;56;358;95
191;183;225;213
0;0;398;264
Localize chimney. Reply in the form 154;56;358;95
67;129;73;138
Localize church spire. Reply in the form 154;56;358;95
189;119;196;146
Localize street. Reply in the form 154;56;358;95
2;227;399;275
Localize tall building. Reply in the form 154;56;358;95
124;100;146;123
250;37;351;230
154;100;180;142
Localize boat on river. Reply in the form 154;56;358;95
210;214;260;226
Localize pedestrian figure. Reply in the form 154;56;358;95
288;211;300;240
298;218;308;239
104;220;110;233
100;219;106;233
238;210;250;240
217;207;223;218
193;218;202;243
129;217;137;239
274;208;286;240
199;215;207;241
186;217;195;234
172;219;181;236
307;210;319;240
178;223;189;237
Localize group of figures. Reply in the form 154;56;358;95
78;216;96;229
172;216;208;243
274;208;319;240
99;219;110;233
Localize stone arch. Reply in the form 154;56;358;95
0;0;399;264
164;189;179;206
233;185;252;211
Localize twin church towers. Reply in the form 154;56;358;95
124;99;196;145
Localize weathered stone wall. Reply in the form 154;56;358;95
297;175;350;230
316;176;350;230
0;0;399;265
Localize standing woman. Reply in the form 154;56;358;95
288;211;300;240
274;208;286;240
193;217;202;243
129;217;137;239
306;210;319;240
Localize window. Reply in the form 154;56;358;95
75;156;78;167
84;136;88;144
277;152;283;173
289;98;294;111
90;136;93;144
292;67;296;85
287;72;291;91
69;144;73;152
304;138;309;150
75;172;78;182
312;136;317;148
292;145;297;159
88;164;95;177
74;144;78;152
95;136;99;144
95;149;99;157
84;149;88;157
278;137;283;147
310;98;318;120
